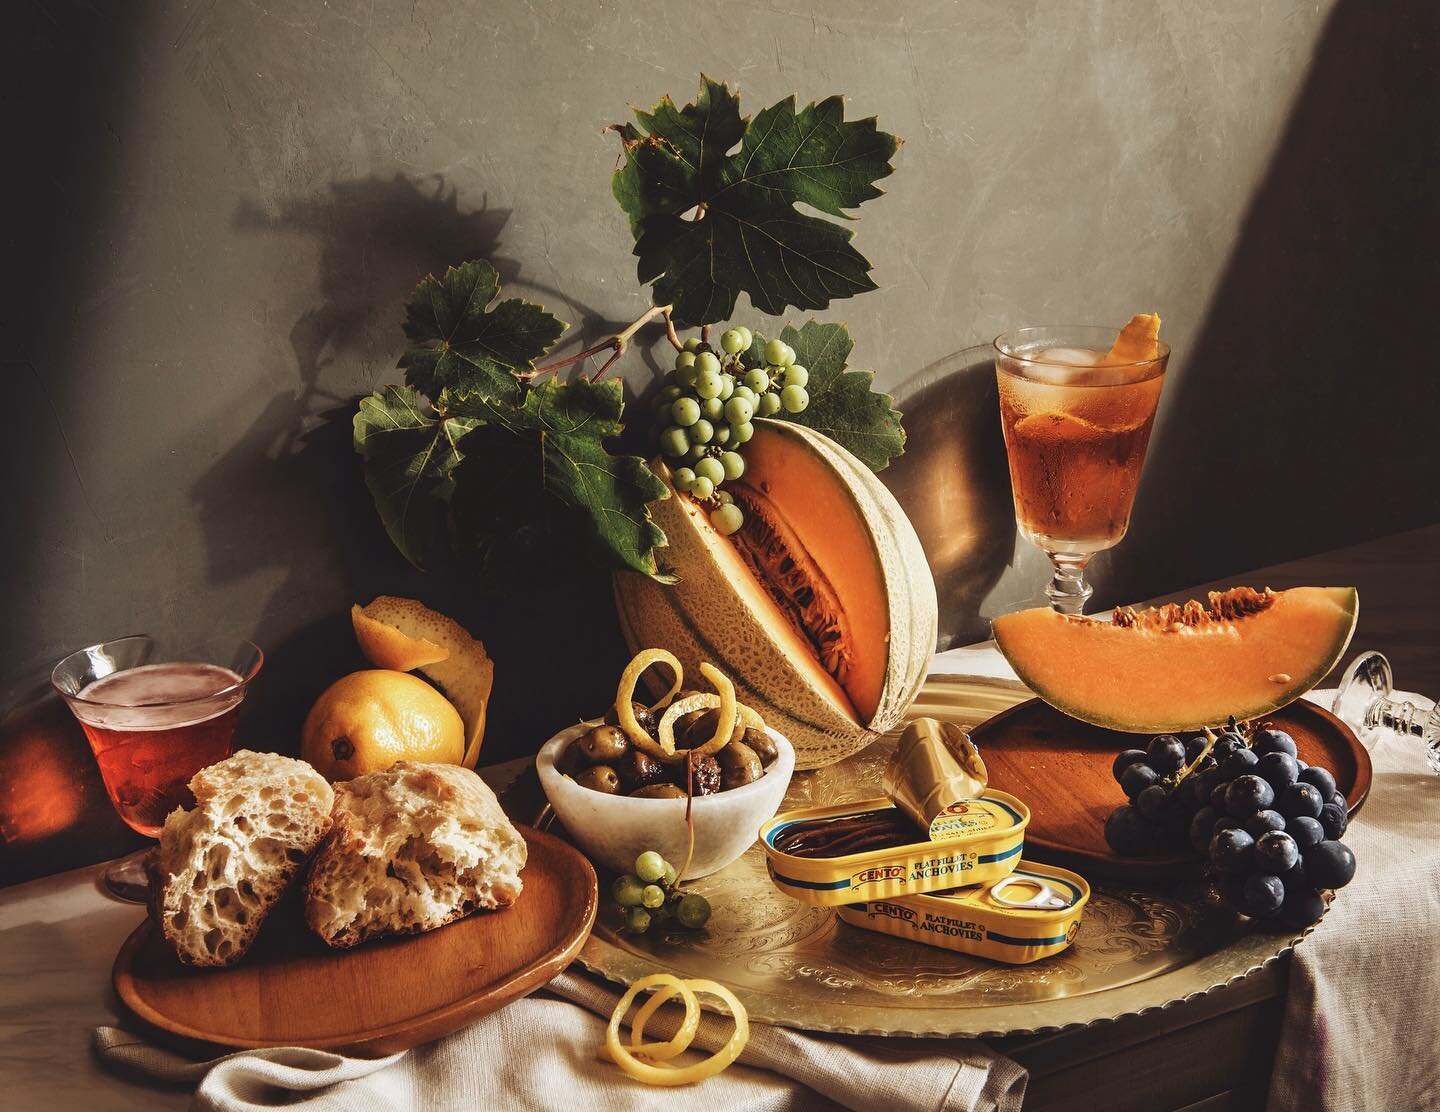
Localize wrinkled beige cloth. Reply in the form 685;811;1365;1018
94;966;1026;1111
1267;690;1440;1111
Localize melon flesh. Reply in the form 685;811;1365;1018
992;587;1358;733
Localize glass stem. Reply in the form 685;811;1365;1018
1046;554;1093;615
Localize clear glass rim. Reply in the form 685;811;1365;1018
50;633;264;709
993;325;1171;370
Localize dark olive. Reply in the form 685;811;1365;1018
616;747;668;793
717;741;763;790
558;739;586;775
605;700;657;739
578;724;630;763
688;753;723;796
674;709;710;749
575;764;621;794
742;727;778;766
630;782;687;799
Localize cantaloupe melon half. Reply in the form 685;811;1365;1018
614;420;938;770
992;586;1358;733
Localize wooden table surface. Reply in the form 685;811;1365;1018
991;521;1440;1112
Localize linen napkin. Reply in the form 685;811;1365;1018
95;966;1026;1112
1266;689;1440;1112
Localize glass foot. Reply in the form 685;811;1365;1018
98;849;152;903
1332;650;1440;774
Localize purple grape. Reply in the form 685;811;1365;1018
1105;804;1157;856
1222;748;1260;780
1279;782;1324;820
1304;841;1356;889
1298;766;1337;802
1120;762;1159;800
1319;800;1348;840
1226;774;1276;817
1256;752;1300;793
1285;815;1325;851
1279;887;1326;929
1243;809;1286;838
1189;806;1221;853
1210;781;1232;810
1184;735;1210;762
1136;783;1172;821
1217;874;1248;911
1112;748;1149;782
1210;827;1255;872
1147;735;1187;774
1255;830;1301;874
1242;874;1285;918
1212;732;1246;761
1253;728;1298;757
1213;816;1241;836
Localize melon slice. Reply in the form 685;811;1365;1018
992;586;1358;733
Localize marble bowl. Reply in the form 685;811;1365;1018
536;721;795;878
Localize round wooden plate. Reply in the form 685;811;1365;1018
973;698;1372;881
113;825;597;1056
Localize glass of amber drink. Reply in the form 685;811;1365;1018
994;326;1168;613
51;634;263;901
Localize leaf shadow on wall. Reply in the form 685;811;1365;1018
1105;0;1440;605
198;175;631;761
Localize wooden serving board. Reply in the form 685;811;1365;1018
973;699;1371;882
113;825;596;1056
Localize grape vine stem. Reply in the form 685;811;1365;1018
525;303;677;381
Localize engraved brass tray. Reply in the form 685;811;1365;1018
570;675;1317;1038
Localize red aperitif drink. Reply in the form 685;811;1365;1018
72;663;244;836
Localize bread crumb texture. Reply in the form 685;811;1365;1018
150;751;335;967
305;762;527;948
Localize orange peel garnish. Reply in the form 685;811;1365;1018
352;596;494;769
1106;313;1162;363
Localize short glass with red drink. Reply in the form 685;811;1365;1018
51;634;263;901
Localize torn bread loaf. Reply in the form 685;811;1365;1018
305;762;526;948
150;750;335;967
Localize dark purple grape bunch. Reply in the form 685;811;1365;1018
1104;731;1221;858
1191;727;1354;928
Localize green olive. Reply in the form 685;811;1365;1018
717;741;763;790
630;782;687;799
575;764;621;794
578;724;630;763
742;727;778;766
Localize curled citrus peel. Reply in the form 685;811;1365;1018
604;973;749;1086
1105;313;1162;363
614;649;685;761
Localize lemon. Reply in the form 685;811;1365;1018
301;669;464;781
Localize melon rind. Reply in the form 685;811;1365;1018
613;420;938;770
991;586;1359;733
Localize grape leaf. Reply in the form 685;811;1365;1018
612;78;899;326
747;320;905;472
399;259;566;403
449;378;674;580
352;385;479;568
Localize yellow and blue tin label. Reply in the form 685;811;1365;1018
836;859;1090;964
759;792;1029;908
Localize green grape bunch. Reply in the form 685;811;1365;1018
650;325;812;535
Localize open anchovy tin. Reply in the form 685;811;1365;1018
759;792;1030;908
836;859;1091;964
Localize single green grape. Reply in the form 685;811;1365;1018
757;392;782;417
730;385;756;406
731;421;754;445
659;426;689;458
690;418;714;445
710;502;744;536
635;851;668;883
662;861;678;887
763;338;788;366
674;351;697;370
676;893;712;929
683;337;702;353
626;907;653;933
641;884;666;909
720;329;746;355
676;364;698;389
686;444;708;463
724;396;754;425
743;368;770;393
690;475;715;500
720;451;745;480
696;351;721;377
612;874;645;907
781;384;809;413
712;423;730;445
670;397;701;427
782;364;809;388
700;396;724;421
659;385;682;402
736;326;753;349
694;368;724;400
694;456;725;485
672;466;696;491
715;489;734;505
717;374;736;401
779;342;797;367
